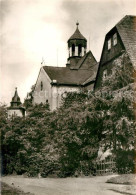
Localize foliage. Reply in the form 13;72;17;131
1;103;55;176
23;85;35;109
102;52;134;91
1;52;135;176
97;53;135;172
116;149;135;174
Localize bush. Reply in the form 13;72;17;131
116;149;135;174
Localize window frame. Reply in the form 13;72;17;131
41;81;43;91
113;33;117;46
108;38;111;50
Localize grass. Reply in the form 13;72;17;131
1;182;34;195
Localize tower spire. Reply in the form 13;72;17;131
10;87;21;107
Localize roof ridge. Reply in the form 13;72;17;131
106;15;136;36
116;15;136;27
78;51;91;69
43;66;66;69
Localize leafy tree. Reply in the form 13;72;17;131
52;92;102;176
98;52;135;172
23;85;35;109
1;52;135;176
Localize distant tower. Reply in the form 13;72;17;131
8;88;25;117
67;22;87;67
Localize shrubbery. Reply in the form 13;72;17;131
1;53;135;177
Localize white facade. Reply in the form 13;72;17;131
33;67;80;111
33;67;52;106
8;109;24;118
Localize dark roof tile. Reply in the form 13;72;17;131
68;27;87;41
43;65;97;86
116;15;136;67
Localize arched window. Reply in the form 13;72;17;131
78;44;82;56
72;44;75;56
41;81;43;91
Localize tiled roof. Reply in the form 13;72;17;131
116;15;136;67
43;65;97;86
43;50;98;86
68;27;87;41
71;51;98;70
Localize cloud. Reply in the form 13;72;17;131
0;0;135;104
0;0;68;104
61;0;136;56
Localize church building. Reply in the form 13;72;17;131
33;23;98;110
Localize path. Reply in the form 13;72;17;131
1;175;128;195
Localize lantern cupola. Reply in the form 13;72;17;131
67;22;87;67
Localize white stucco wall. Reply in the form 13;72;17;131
33;67;81;111
51;85;79;110
8;109;23;117
33;67;52;106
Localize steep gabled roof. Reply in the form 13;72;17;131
116;15;136;67
43;65;97;86
94;15;136;90
70;51;98;70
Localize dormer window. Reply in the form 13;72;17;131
103;69;107;80
108;39;111;50
41;81;43;91
113;33;117;46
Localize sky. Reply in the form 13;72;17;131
0;0;136;105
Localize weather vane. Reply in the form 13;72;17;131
41;57;45;65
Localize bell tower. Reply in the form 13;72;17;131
67;22;87;68
8;88;25;117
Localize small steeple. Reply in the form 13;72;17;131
10;87;21;107
67;22;87;67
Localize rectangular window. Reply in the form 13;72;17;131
108;39;111;50
103;69;107;80
113;33;117;46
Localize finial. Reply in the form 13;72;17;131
15;87;17;91
76;21;79;28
